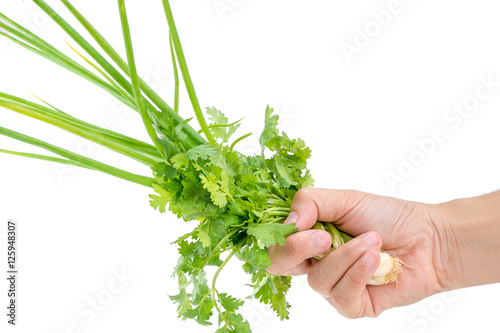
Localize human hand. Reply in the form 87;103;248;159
267;188;461;318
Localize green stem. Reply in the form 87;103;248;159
0;95;162;165
210;237;247;323
33;0;135;105
28;0;202;149
66;41;136;106
199;229;238;269
169;31;180;114
212;238;246;289
117;0;165;160
0;127;154;188
161;0;215;144
0;22;136;111
198;118;244;133
0;148;91;169
59;1;174;114
229;132;252;151
60;0;205;148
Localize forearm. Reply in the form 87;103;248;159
438;190;500;290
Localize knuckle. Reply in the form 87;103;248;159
307;270;328;295
285;237;302;260
339;239;365;263
343;270;364;290
330;289;352;311
265;265;280;276
294;187;313;201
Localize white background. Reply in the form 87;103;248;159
1;0;500;332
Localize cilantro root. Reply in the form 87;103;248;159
0;1;402;331
312;222;403;285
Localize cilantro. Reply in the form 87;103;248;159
186;144;218;161
259;105;280;155
218;293;244;312
152;106;312;331
170;153;189;169
206;107;241;143
0;3;319;332
217;313;251;333
149;183;173;213
247;223;297;247
200;173;230;208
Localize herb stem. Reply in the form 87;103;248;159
212;238;246;291
118;0;165;160
161;0;215;144
230;132;252;151
209;237;246;325
199;229;238;269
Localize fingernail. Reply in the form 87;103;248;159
285;212;298;225
362;252;376;267
361;232;378;247
311;230;329;248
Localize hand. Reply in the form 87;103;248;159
267;188;460;318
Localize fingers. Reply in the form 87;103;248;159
267;229;332;276
288;188;369;232
307;232;382;318
266;188;370;277
327;250;380;318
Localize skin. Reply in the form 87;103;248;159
267;188;500;319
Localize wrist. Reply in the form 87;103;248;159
434;191;500;291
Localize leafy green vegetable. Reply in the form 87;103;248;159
0;1;336;331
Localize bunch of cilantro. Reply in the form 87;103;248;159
0;1;315;332
150;106;313;331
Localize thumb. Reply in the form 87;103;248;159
286;188;369;232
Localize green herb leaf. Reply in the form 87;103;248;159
186;144;217;161
219;293;244;313
247;223;297;247
240;246;272;270
217;313;251;333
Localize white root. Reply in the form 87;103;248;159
367;251;402;286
